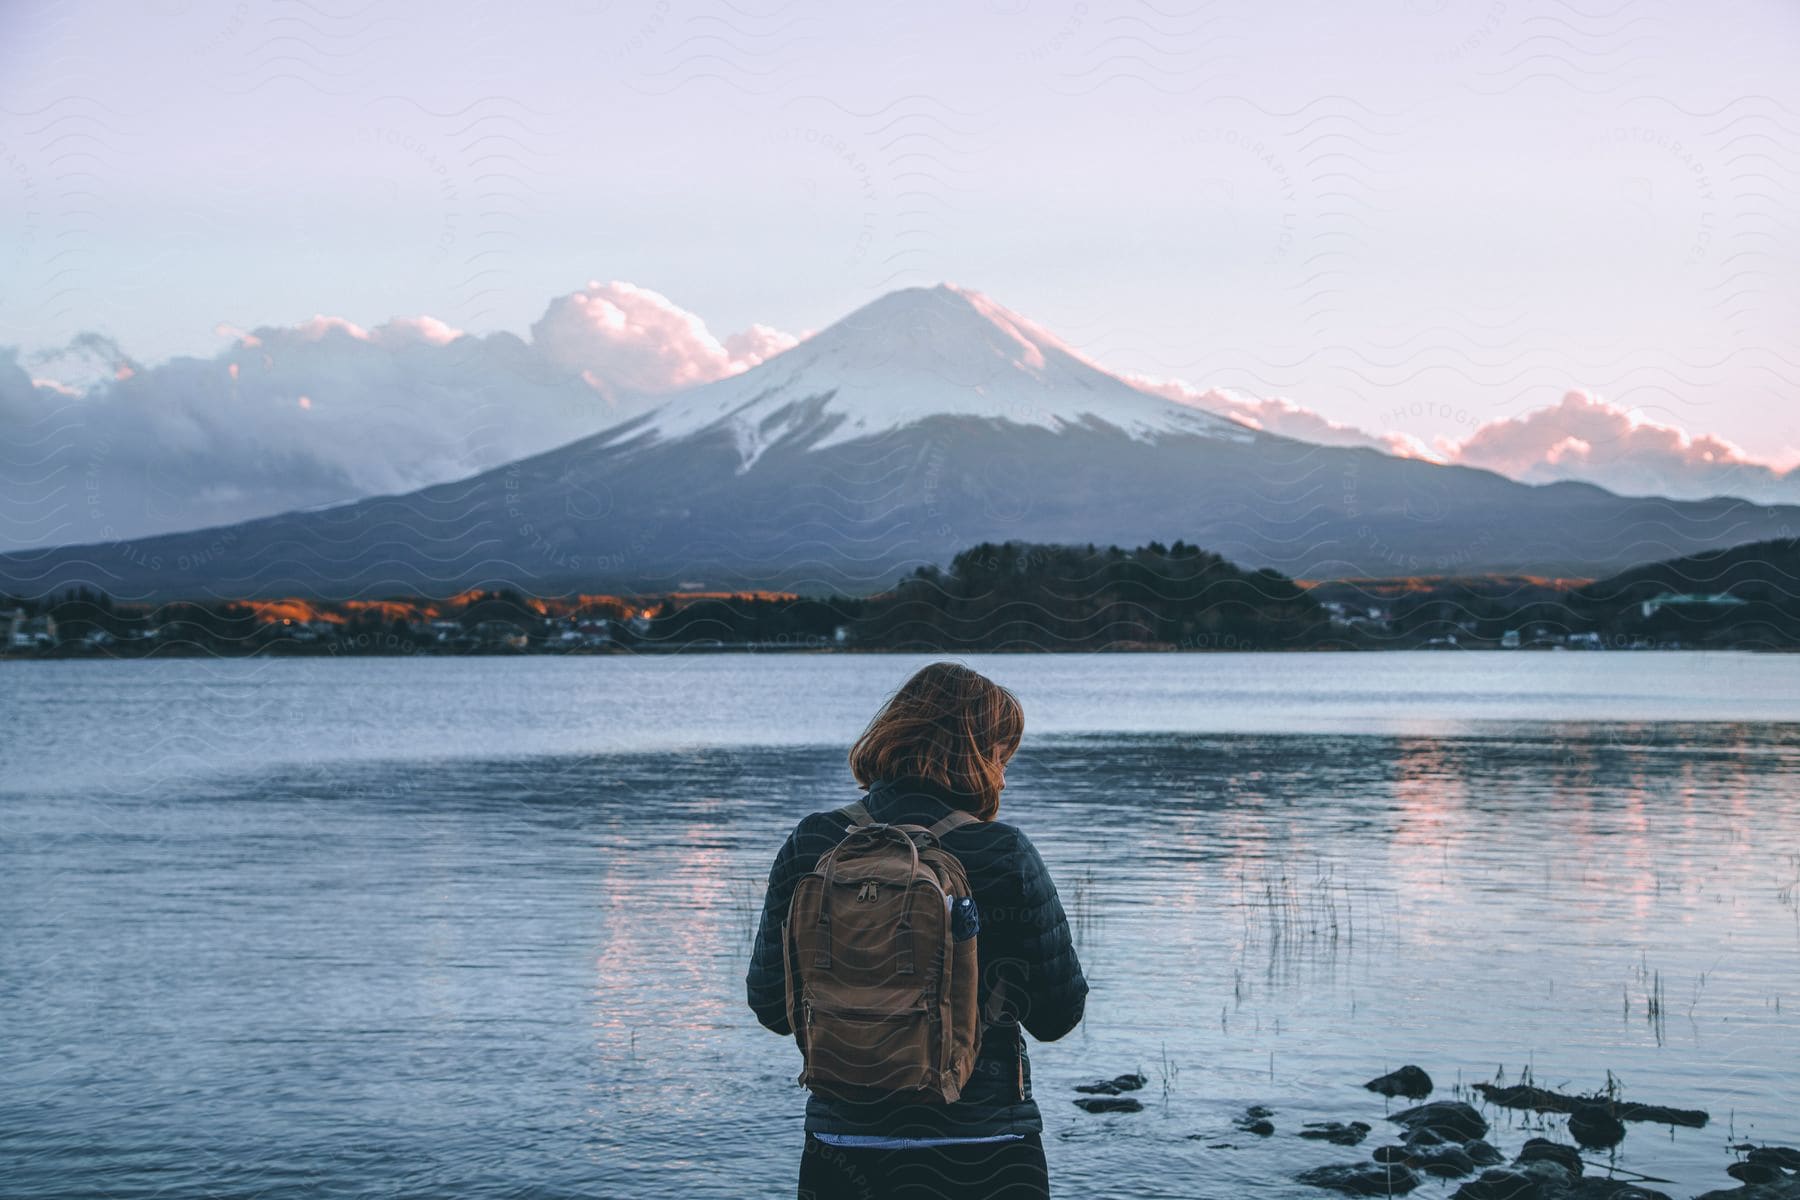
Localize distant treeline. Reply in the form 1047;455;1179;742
858;541;1323;650
5;537;1798;656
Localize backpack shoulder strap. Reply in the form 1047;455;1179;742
982;977;1009;1027
835;799;875;830
926;808;980;840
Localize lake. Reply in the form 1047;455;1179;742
2;652;1797;1198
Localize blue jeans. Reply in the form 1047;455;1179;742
797;1131;1050;1199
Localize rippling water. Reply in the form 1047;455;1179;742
2;653;1797;1198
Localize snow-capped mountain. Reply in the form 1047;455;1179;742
4;284;1797;600
604;284;1249;468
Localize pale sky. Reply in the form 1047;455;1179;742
2;0;1798;478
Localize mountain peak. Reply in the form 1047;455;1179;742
802;282;1085;380
607;285;1250;467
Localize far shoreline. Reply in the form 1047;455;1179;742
7;642;1796;664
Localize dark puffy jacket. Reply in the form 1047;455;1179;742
746;776;1088;1138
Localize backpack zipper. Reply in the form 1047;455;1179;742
805;1000;930;1021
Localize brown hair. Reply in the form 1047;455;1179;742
849;662;1024;820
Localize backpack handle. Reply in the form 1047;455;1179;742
840;800;982;840
813;824;920;970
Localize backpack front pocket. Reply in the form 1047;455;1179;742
801;998;938;1094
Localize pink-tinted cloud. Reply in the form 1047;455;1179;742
1435;389;1800;502
723;322;800;364
1135;373;1800;503
294;314;370;341
373;315;464;346
286;314;465;347
530;281;797;399
1128;375;1432;458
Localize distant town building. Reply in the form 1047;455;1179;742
1639;592;1749;619
8;609;57;649
473;620;529;650
554;619;614;649
1320;600;1390;631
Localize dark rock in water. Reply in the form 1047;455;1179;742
1234;1106;1275;1135
1403;1126;1448;1149
1474;1083;1708;1129
1073;1096;1143;1114
1695;1173;1800;1200
1568;1105;1627;1150
1475;1083;1580;1113
1074;1071;1148;1095
1301;1121;1372;1146
1612;1100;1709;1128
1453;1167;1542;1199
1375;1143;1477;1177
1466;1140;1506;1166
1416;1146;1478;1178
1366;1066;1435;1099
1518;1140;1583;1176
1451;1141;1677;1200
1747;1146;1800;1171
1455;1156;1674;1200
1512;1155;1577;1195
1297;1162;1422;1196
1729;1162;1784;1184
1389;1101;1489;1142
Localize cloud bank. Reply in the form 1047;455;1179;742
1128;376;1436;459
1438;389;1800;502
1142;377;1799;506
0;284;794;552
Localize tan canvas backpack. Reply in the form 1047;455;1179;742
782;799;998;1104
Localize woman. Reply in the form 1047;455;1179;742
747;662;1089;1200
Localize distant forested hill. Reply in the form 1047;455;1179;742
853;540;1326;651
1580;537;1800;604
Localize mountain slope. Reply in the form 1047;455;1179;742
3;286;1797;601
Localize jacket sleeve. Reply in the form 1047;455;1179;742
1008;835;1089;1043
746;826;804;1035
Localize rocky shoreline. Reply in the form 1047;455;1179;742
1066;1063;1798;1199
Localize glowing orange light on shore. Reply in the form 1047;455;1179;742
245;599;344;625
211;588;810;627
